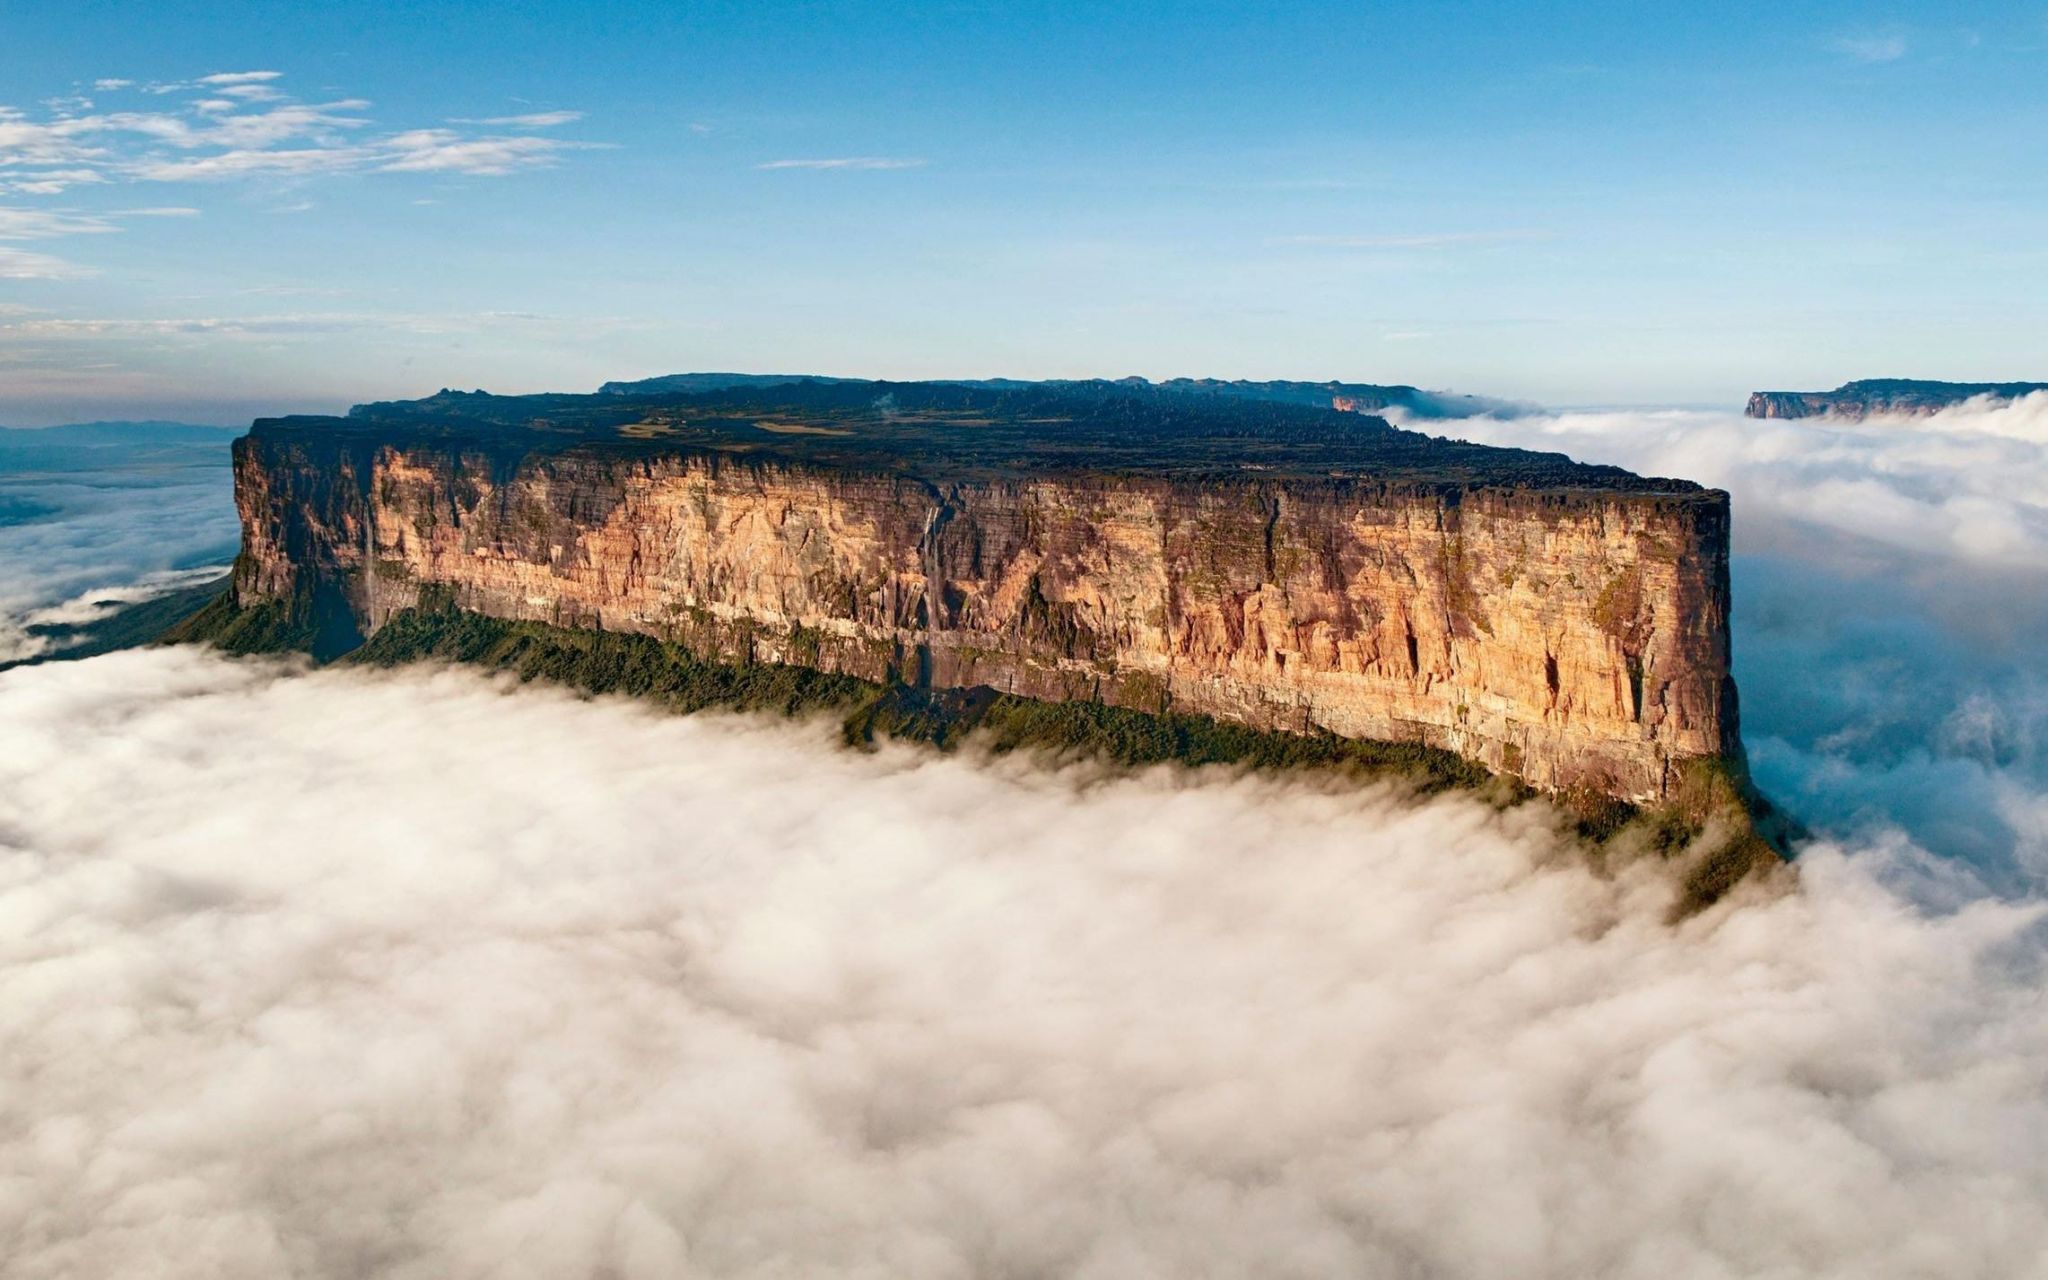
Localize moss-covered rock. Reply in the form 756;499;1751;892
161;579;362;661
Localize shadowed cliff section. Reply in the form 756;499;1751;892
1746;379;2048;419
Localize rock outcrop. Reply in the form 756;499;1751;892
230;380;1740;803
1746;379;2048;419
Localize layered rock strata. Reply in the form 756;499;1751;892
231;382;1739;802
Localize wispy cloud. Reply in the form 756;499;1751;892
130;148;362;181
1272;230;1550;249
1831;31;1909;62
756;156;927;171
7;313;381;337
452;111;583;129
0;75;599;281
0;206;191;248
6;168;106;196
0;71;600;197
379;129;590;174
0;247;93;279
0;208;124;239
2;308;620;339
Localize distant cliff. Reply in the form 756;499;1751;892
1136;377;1522;419
598;373;1524;420
220;380;1742;806
1746;379;2048;419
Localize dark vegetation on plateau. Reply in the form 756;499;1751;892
596;372;1517;421
295;379;1703;492
163;585;1787;917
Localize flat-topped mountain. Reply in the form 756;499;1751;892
221;379;1741;809
598;372;1523;420
1746;379;2048;419
343;381;1637;487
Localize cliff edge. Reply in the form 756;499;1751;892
1746;378;2048;419
210;379;1745;809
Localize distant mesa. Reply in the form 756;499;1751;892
598;372;1529;420
1744;379;2048;420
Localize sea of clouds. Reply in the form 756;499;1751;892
0;432;237;663
1416;393;2048;896
3;394;2047;1278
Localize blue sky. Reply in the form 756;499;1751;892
2;0;2045;423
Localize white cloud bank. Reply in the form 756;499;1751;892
3;648;2048;1279
1414;394;2048;884
1407;393;2048;570
0;437;236;663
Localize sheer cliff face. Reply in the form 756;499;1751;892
1747;380;2048;419
232;430;1736;802
1745;391;1840;420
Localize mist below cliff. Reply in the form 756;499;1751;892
0;423;238;664
6;646;2048;1280
5;393;2048;1277
1418;392;2048;895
